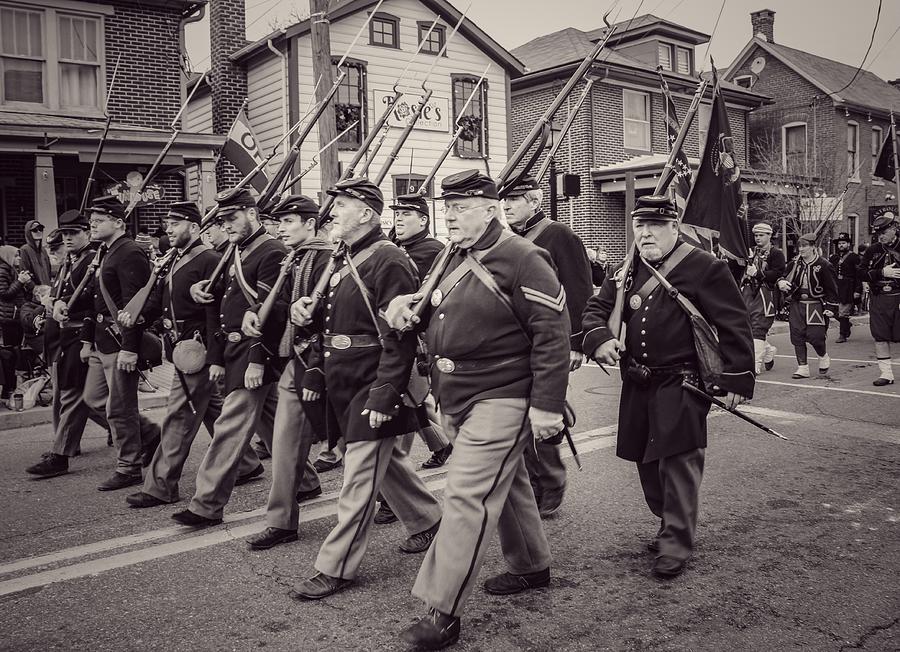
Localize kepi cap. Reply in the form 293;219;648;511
46;230;63;247
166;201;202;224
752;222;774;235
389;193;429;216
88;195;126;221
872;213;897;233
440;170;499;201
215;187;257;219
57;209;90;232
271;194;320;220
797;232;818;245
326;177;384;215
631;195;678;221
502;175;540;198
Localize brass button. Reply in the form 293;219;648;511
324;351;331;358
642;353;648;358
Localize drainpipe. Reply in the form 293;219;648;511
267;33;290;162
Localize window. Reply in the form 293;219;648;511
369;13;399;49
0;7;44;104
847;121;859;180
733;75;753;89
452;74;488;158
697;102;712;152
848;213;858;246
418;22;445;56
676;47;692;75
333;59;367;150
658;43;672;71
782;122;807;175
872;126;884;183
393;174;432;199
0;4;103;111
623;89;650;151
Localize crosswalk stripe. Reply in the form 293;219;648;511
756;379;900;399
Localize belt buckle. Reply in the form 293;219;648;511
227;332;241;343
96;314;104;323
162;318;173;330
331;334;352;350
436;357;455;373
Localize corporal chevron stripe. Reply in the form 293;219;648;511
520;285;566;312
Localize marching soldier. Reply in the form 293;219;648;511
502;174;593;518
777;233;839;379
244;194;333;550
390;193;453;469
25;210;109;478
121;201;261;508
829;232;862;343
290;178;442;601
171;188;288;527
741;222;786;373
583;195;754;579
386;171;570;649
79;196;161;491
859;215;900;386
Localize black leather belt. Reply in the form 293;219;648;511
323;333;380;350
61;319;85;330
646;363;697;376
225;331;243;343
432;353;528;374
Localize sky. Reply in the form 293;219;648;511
183;0;900;82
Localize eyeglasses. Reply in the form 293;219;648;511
440;203;489;216
88;216;113;226
29;227;44;233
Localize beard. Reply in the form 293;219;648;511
639;243;664;261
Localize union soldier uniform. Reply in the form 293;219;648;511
403;171;569;633
128;202;259;508
247;195;333;545
25;211;109;478
779;233;839;378
79;196;160;487
506;174;593;517
859;215;900;385
298;178;441;592
175;189;289;524
582;195;755;575
390;193;451;467
828;232;862;342
741;222;785;373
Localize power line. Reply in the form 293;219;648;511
825;0;883;98
867;20;900;68
701;0;727;69
663;0;686;20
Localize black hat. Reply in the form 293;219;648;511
167;201;202;224
215;187;257;219
57;209;89;232
89;195;126;221
872;213;898;233
797;232;818;245
271;194;320;220
631;195;678;221
440;170;499;201
389;193;429;216
326;177;384;215
503;175;540;198
47;230;63;247
833;231;851;243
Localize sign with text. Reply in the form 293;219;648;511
105;171;164;209
373;89;450;132
799;195;843;221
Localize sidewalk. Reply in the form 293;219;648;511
1;362;174;431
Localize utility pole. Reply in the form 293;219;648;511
309;0;339;198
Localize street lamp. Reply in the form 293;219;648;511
547;120;563;221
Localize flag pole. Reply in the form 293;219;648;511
891;112;900;216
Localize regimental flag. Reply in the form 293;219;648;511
680;66;749;261
874;122;897;183
221;105;269;193
659;83;692;203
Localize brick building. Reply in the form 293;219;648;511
724;9;900;250
189;0;523;236
510;15;769;259
0;0;220;245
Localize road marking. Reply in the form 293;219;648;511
756;379;900;399
0;428;616;597
773;355;900;366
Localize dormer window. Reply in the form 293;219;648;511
675;47;692;75
658;43;672;71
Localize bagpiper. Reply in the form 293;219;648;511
741;222;785;373
859;214;900;385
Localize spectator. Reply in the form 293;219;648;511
585;246;609;287
19;220;52;285
0;245;33;402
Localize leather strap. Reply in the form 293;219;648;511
521;217;553;243
233;231;273;304
633;242;693;304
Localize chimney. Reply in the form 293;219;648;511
889;79;900;91
209;0;249;190
750;9;775;43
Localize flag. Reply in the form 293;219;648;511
874;124;896;183
221;105;269;193
680;66;748;261
659;84;692;203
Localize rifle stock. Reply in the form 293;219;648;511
402;243;455;330
120;248;178;322
257;249;297;326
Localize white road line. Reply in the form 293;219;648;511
773;355;900;366
756;379;900;399
0;429;616;597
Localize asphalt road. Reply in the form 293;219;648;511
1;324;898;651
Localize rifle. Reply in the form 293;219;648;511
682;381;787;440
124;71;207;219
535;79;594;182
496;9;617;197
66;249;103;311
372;10;468;185
119;247;179;324
80;55;121;213
303;244;345;317
256;248;297;327
281;120;359;191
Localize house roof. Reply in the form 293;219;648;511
583;13;710;47
726;38;900;115
231;0;524;76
